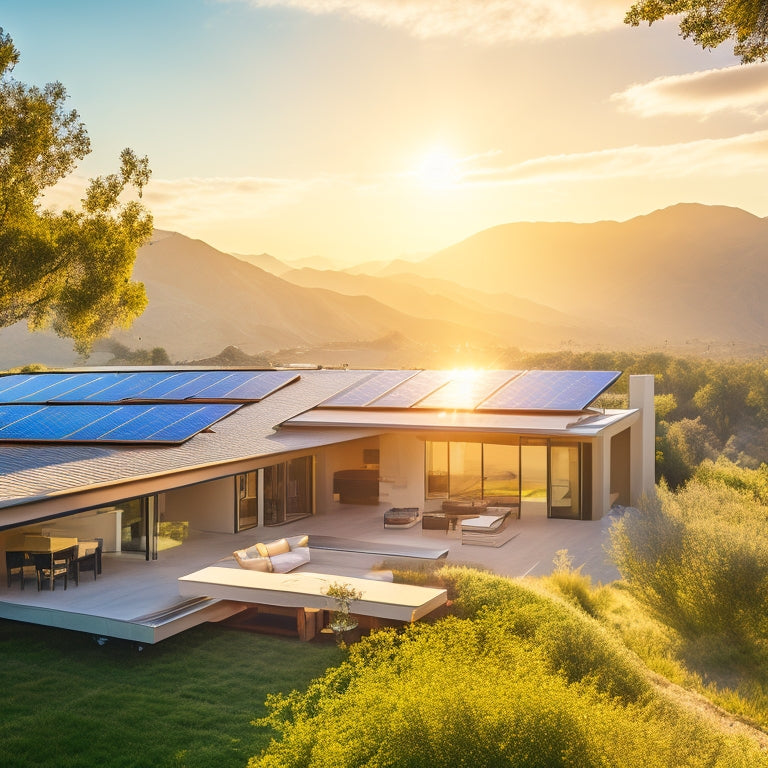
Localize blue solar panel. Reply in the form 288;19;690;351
74;372;170;402
0;404;47;431
0;373;89;402
0;403;241;443
320;371;419;407
48;373;135;402
0;375;35;400
0;404;114;440
148;371;234;400
140;404;240;441
370;370;453;408
477;370;621;411
416;370;521;410
121;372;192;400
208;371;299;400
13;373;110;403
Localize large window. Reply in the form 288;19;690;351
236;456;314;529
426;441;520;506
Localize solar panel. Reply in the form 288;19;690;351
0;403;240;443
139;404;240;441
13;373;110;403
416;370;521;410
47;373;128;402
0;374;35;400
148;371;235;400
192;370;299;400
0;373;90;403
320;371;420;407
72;372;172;402
0;404;116;440
208;371;300;400
369;370;454;408
477;370;621;411
121;372;192;400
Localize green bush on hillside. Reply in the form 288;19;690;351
610;481;768;648
250;570;762;767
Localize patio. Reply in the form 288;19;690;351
0;500;622;643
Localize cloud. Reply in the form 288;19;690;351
238;0;627;42
613;62;768;118
41;174;337;225
460;131;768;185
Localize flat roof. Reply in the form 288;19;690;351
282;407;635;435
0;368;633;515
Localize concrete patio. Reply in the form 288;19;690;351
0;500;623;643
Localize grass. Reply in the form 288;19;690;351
602;583;768;734
0;619;343;768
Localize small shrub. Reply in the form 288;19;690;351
610;481;768;650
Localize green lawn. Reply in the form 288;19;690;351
0;619;343;768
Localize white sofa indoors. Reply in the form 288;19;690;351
233;534;310;574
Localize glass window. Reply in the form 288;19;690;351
264;463;286;525
550;444;580;519
482;443;520;506
237;471;259;531
426;441;449;498
449;442;482;499
286;456;313;521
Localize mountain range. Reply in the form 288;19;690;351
1;203;766;369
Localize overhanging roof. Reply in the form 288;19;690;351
281;407;636;436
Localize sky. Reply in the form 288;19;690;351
2;0;767;265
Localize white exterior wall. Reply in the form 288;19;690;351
314;437;381;513
162;477;235;533
378;433;425;510
629;374;656;504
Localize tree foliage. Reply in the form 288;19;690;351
506;350;768;487
250;569;762;767
0;28;152;354
625;0;768;63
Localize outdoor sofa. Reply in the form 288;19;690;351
233;534;310;574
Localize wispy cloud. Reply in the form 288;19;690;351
237;0;627;42
613;63;768;118
461;131;768;185
44;131;768;225
41;174;336;225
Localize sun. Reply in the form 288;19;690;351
415;147;461;188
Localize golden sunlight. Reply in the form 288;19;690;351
416;147;461;188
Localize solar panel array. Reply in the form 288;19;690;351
478;370;621;411
320;370;419;407
0;370;299;445
0;370;298;404
317;369;620;413
0;404;240;444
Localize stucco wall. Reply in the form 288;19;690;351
314;437;381;513
378;433;426;510
162;477;235;533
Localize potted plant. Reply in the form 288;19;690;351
324;581;363;635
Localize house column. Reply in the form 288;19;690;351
629;374;656;505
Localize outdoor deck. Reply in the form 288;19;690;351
0;500;621;644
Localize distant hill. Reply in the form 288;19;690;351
230;251;291;276
396;204;768;347
1;203;766;369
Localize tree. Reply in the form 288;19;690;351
626;0;768;63
0;29;152;355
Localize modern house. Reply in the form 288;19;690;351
0;367;654;642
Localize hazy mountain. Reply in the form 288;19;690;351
279;267;606;347
1;203;766;370
399;204;768;347
231;251;291;276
